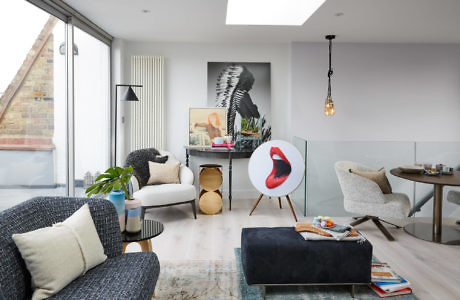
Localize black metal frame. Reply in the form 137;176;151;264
250;282;368;299
351;215;401;241
140;199;197;220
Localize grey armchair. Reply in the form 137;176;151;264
0;196;160;299
335;161;410;241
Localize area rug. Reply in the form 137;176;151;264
155;259;239;299
154;251;418;299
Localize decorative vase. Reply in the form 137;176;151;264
109;190;126;232
125;198;141;211
126;207;142;233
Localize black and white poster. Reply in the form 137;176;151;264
207;62;271;142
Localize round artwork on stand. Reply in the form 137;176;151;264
248;140;305;197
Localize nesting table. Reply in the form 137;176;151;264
184;146;253;210
122;220;164;253
390;168;460;245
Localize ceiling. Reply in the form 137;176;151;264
63;0;460;43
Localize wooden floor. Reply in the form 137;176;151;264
125;197;460;300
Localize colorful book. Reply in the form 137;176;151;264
371;262;400;283
370;284;412;298
374;276;411;293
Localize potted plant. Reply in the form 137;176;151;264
86;166;141;232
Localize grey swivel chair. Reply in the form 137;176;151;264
447;190;460;225
335;161;411;241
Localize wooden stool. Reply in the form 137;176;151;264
199;164;223;214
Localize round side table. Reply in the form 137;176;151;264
121;219;164;253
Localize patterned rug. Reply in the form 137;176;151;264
154;249;418;299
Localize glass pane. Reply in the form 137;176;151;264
73;27;110;197
305;141;415;216
414;142;460;218
292;136;307;216
0;1;66;211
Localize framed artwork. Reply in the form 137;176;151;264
189;107;227;146
248;140;305;197
207;62;271;142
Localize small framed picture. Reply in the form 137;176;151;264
189;108;227;146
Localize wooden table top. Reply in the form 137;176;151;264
390;168;460;186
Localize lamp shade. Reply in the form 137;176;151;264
121;86;140;101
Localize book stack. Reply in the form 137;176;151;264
370;262;413;298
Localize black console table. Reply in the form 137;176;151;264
184;146;253;210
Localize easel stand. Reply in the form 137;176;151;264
249;194;298;222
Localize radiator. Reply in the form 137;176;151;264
130;56;164;151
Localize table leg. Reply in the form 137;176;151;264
186;151;189;167
433;184;443;242
229;152;232;211
139;239;153;252
122;242;129;254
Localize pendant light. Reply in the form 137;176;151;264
324;35;336;116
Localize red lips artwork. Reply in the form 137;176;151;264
265;147;292;189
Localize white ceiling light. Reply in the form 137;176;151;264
226;0;326;26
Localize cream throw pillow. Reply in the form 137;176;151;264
349;168;393;194
147;161;180;184
12;203;107;300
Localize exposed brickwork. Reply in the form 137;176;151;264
0;17;57;150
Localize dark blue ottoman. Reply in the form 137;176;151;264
241;227;373;297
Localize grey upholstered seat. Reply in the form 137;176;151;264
447;190;460;224
335;161;410;241
0;197;160;300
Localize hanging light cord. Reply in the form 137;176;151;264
327;38;333;98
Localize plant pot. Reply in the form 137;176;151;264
109;190;126;232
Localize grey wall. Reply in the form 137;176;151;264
121;41;290;198
291;42;460;141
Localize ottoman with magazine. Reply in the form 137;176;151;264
241;227;373;297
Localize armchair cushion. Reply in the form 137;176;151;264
147;161;180;184
124;148;168;188
349;168;392;194
134;183;196;206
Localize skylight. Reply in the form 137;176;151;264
226;0;326;26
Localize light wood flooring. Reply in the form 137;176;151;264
125;197;460;300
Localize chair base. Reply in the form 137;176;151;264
141;199;197;220
350;216;400;241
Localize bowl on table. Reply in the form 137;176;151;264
398;165;424;174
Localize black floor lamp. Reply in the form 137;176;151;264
114;84;142;165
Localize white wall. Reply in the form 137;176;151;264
120;41;290;198
291;42;460;141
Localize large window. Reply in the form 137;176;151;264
74;27;110;197
0;0;111;210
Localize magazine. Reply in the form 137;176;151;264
374;276;411;293
370;284;412;298
371;262;400;283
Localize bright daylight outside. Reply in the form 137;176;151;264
0;0;110;211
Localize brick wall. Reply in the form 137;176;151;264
0;17;56;150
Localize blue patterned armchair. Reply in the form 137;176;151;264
0;196;160;299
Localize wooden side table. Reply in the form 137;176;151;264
121;219;164;253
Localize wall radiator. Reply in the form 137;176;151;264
130;56;165;151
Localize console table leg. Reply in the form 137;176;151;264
229;153;232;211
185;152;189;167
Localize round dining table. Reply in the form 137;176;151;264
390;168;460;245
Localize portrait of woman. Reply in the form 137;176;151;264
189;108;227;146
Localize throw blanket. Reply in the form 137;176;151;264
124;148;168;188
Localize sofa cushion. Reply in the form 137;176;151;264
48;252;160;300
134;184;196;206
12;204;107;300
0;197;121;300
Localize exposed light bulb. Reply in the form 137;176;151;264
324;96;335;116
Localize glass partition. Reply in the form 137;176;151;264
291;138;460;218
